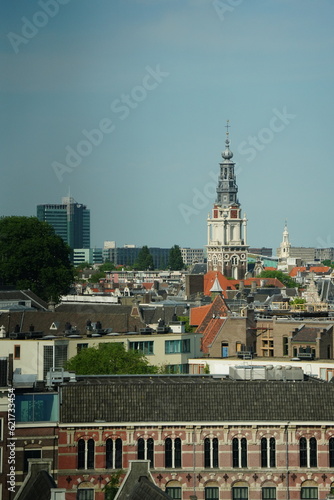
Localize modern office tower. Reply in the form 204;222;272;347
37;197;90;249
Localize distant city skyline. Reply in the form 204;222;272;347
2;1;334;251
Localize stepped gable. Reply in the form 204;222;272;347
60;375;334;424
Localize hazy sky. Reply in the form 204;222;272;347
1;0;334;252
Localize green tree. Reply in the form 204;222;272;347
133;246;154;270
322;260;334;268
168;245;184;270
257;270;298;288
99;261;116;271
177;316;195;333
0;216;74;301
88;271;106;283
66;342;159;375
290;298;306;305
103;470;123;500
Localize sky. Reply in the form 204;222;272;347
1;0;334;253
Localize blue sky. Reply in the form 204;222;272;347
1;0;334;253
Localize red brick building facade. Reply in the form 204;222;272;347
54;375;334;500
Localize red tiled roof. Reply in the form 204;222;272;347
201;317;225;353
190;304;212;326
289;266;306;277
203;271;236;297
241;277;285;288
309;266;331;273
142;283;154;290
196;295;230;335
264;267;277;271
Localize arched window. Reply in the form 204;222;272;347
166;481;182;499
310;437;317;467
138;438;145;459
87;439;94;469
204;437;218;468
137;437;154;467
329;437;334;467
165;437;181;468
78;439;94;470
232;437;247;468
115;438;122;469
106;438;113;468
77;486;94;500
261;437;276;468
232;482;248;500
300;437;317;468
301;480;318;499
105;438;122;469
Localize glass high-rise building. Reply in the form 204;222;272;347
37;197;90;249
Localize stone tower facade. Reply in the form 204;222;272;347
206;125;248;279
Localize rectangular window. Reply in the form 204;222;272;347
301;487;318;499
16;394;59;423
0;418;3;441
165;339;190;354
232;487;248;500
43;344;68;378
77;343;88;354
24;449;42;472
129;341;154;355
165;487;181;499
222;342;228;358
205;487;219;500
165;364;189;374
14;345;21;359
77;490;94;500
0;447;2;474
262;487;276;499
283;337;289;356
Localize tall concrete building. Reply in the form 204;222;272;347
37;197;90;249
207;124;248;278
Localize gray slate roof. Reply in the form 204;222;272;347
125;477;172;499
60;375;334;424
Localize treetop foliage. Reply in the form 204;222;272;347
168;245;184;270
0;216;74;301
257;270;298;288
66;342;159;375
133;245;154;270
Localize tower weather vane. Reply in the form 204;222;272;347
225;120;230;136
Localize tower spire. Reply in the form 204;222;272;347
206;122;248;279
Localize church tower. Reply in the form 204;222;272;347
206;123;248;279
277;221;291;270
